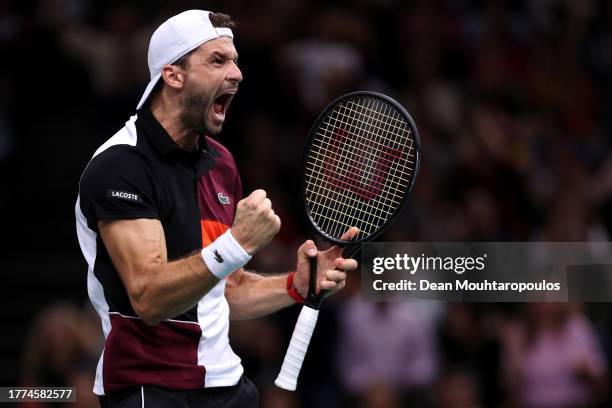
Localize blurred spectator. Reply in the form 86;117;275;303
59;5;149;98
433;369;483;408
337;297;441;405
19;302;102;407
358;382;401;408
279;6;370;115
438;303;503;406
501;303;608;408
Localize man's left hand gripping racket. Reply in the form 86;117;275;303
274;91;421;390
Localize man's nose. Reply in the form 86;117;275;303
227;61;243;84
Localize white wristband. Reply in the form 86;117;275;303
201;229;251;279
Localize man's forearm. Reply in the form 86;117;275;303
99;218;223;326
225;270;295;320
133;253;219;325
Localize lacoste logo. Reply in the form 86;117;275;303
107;190;142;203
214;250;224;263
217;192;230;205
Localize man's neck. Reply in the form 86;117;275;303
149;99;199;152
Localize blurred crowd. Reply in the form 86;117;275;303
5;0;612;407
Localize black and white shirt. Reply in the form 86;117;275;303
76;108;243;395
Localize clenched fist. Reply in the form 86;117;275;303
231;189;281;254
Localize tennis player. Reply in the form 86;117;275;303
75;9;358;408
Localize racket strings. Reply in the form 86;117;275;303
306;98;407;238
328;99;414;182
305;142;407;199
310;105;406;231
306;102;400;234
319;112;414;172
309;99;386;237
340;103;414;147
312;120;413;194
347;99;413;234
309;101;413;203
305;95;417;240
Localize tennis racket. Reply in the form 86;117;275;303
274;91;421;391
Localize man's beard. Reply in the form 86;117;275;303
179;84;215;136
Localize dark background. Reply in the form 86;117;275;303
3;0;612;407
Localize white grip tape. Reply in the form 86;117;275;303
201;229;251;279
274;306;320;391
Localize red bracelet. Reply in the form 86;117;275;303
287;271;306;304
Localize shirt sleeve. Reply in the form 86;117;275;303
79;146;159;231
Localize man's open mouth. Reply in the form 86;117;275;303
212;91;236;120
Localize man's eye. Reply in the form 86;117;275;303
213;58;223;65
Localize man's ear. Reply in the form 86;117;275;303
161;65;185;91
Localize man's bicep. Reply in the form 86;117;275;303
98;218;167;295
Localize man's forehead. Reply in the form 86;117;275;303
196;37;238;58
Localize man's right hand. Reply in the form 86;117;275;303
231;189;281;254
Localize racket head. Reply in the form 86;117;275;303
301;91;421;245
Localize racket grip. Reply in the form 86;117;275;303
274;305;320;391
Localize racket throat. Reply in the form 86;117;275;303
306;255;325;309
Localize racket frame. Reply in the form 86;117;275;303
301;90;421;247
